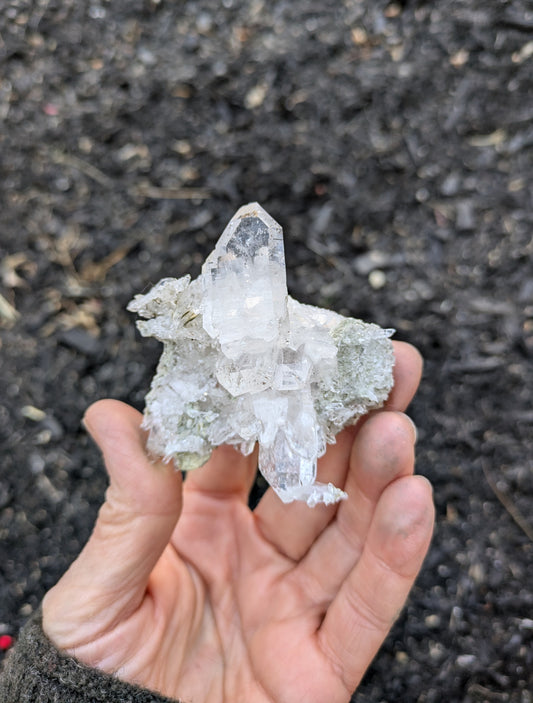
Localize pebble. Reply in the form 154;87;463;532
29;452;45;474
429;641;445;661
137;47;157;66
455;200;476;231
518;618;533;630
21;405;46;422
440;172;461;196
456;654;477;668
60;328;100;356
368;269;387;289
41;415;64;441
353;250;391;276
425;614;441;628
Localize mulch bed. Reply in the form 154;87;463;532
1;1;532;700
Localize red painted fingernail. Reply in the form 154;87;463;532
0;635;13;650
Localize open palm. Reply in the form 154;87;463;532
43;342;434;703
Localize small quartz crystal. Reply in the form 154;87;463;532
128;203;395;506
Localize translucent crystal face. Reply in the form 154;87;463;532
201;205;287;357
128;202;395;507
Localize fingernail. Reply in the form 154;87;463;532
405;414;418;444
81;414;92;435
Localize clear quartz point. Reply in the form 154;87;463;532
128;202;395;506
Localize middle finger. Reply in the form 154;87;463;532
295;410;417;601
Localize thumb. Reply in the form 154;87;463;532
43;399;183;644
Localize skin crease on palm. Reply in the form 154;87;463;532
42;341;435;703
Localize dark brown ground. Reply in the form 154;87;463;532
1;1;533;700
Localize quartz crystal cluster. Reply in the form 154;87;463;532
128;203;395;507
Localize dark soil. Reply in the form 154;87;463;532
1;1;532;700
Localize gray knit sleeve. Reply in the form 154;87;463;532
0;607;180;703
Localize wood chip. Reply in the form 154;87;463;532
0;293;19;325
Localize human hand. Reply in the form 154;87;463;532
42;341;434;703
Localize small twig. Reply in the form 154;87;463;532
133;184;210;200
467;683;510;701
49;149;114;188
29;0;51;30
482;460;533;543
499;13;533;31
0;293;19;325
79;242;139;282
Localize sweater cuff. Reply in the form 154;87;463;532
0;607;180;703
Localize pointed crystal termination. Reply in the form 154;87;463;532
128;202;395;507
202;203;287;355
201;204;289;397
